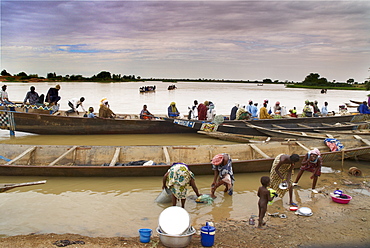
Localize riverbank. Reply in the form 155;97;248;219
0;176;369;248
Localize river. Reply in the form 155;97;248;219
0;81;369;237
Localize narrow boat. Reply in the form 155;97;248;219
0;138;369;177
139;85;156;93
167;84;177;90
1;111;195;135
166;114;369;136
246;124;342;140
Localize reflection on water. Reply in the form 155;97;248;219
0;160;368;237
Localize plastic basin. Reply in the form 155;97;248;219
331;193;352;204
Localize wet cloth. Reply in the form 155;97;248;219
269;154;292;198
166;163;195;199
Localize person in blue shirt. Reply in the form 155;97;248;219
251;103;258;119
358;101;370;114
168;102;180;118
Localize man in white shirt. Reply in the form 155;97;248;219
65;97;86;116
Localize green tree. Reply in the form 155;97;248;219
347;78;355;84
302;73;328;86
17;72;27;77
96;71;111;79
1;69;11;76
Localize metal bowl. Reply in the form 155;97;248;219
297;207;313;216
158;206;190;235
156;226;196;248
279;182;288;190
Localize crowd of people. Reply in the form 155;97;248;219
3;84;370;121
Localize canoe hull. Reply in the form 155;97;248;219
10;112;195;135
1;140;369;177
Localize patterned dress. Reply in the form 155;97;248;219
166;163;195;199
269;154;293;198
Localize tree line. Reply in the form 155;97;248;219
1;69;369;90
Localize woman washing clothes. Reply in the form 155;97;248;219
162;163;201;208
210;153;235;198
293;148;322;193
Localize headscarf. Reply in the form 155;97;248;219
170;102;177;113
308;148;321;163
212;154;224;166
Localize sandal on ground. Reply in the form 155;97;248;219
290;202;298;207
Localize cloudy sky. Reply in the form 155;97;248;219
1;0;369;82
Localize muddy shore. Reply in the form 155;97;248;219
0;176;369;248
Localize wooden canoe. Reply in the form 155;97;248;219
0;139;369;177
246;124;343;140
167;114;369;136
4;111;196;135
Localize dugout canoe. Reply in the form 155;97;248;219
4;111;196;135
167;114;369;136
0;138;369;177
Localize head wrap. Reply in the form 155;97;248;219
309;148;321;156
276;101;280;105
212;154;224;166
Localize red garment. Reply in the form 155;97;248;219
300;153;322;176
198;103;207;120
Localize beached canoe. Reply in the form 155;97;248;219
2;111;195;135
0;139;369;177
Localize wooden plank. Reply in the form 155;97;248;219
272;124;286;129
297;123;312;128
109;147;121;167
48;146;78;166
354;135;370;146
249;144;270;158
326;134;334;138
163;146;171;165
0;180;46;193
5;146;37;165
295;141;311;152
321;123;332;127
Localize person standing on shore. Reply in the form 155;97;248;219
270;154;300;206
257;176;275;228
